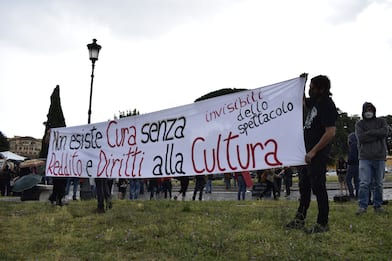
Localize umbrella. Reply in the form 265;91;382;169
12;174;42;192
19;159;46;168
0;151;26;161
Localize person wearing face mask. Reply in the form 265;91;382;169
286;74;338;234
355;102;388;215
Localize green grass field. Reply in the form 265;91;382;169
0;198;390;260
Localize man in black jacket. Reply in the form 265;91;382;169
355;102;388;215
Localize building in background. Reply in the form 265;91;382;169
8;136;42;159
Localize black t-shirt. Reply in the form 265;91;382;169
303;97;338;154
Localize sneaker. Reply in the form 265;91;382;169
306;223;329;234
374;207;385;214
285;219;305;230
356;208;367;216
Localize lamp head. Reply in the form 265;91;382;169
87;39;102;62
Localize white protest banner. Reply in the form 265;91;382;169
45;76;306;179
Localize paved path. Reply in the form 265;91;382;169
1;182;391;202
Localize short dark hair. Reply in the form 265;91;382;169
311;75;331;96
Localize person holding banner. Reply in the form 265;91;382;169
286;75;338;234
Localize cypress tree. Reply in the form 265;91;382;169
0;131;10;152
39;85;66;158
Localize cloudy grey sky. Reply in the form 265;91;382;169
1;0;392;139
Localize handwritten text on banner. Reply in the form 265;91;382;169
45;77;307;179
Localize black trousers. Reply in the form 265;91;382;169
263;180;278;199
192;181;205;201
178;177;189;197
49;178;67;205
95;178;111;210
297;154;329;226
0;179;11;196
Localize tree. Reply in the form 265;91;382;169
39;85;66;158
330;112;392;163
329;110;360;164
0;131;9;151
384;115;392;155
194;88;246;102
118;109;140;119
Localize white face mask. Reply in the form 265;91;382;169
364;111;374;119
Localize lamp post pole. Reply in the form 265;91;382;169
87;39;102;124
81;39;101;201
87;60;96;124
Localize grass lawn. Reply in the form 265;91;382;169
0;197;391;260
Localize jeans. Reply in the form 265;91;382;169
205;179;212;193
237;175;246;200
296;153;329;226
346;164;359;197
224;177;231;189
129;179;141;200
358;160;384;209
65;177;79;199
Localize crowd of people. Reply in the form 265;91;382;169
0;160;42;198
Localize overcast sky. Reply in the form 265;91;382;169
1;0;392;139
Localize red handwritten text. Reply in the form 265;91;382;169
46;151;84;176
106;120;137;148
191;131;282;173
97;146;144;178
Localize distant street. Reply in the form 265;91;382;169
44;180;392;202
1;181;391;202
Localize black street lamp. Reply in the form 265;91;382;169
87;39;102;124
80;39;101;201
